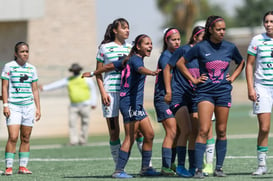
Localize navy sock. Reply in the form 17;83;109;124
188;149;195;169
142;150;152;169
215;139;227;170
115;150;130;171
177;146;186;166
195;143;206;170
171;147;176;164
162;147;172;168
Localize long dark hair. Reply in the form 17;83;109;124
203;15;224;40
122;34;149;67
263;11;273;22
14;41;29;60
99;18;129;47
188;26;205;44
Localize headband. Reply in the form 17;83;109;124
165;29;179;43
209;18;224;28
193;29;205;37
136;34;148;45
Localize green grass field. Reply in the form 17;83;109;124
0;104;272;181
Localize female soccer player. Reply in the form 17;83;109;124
1;42;41;175
177;16;245;178
164;26;205;177
95;18;144;165
153;28;180;176
246;11;273;176
83;34;161;178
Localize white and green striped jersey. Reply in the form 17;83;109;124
96;42;131;92
248;33;273;86
1;60;38;105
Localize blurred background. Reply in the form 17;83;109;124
0;0;271;139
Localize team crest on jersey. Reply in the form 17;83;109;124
109;48;114;52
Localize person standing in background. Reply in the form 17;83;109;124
1;41;41;175
39;63;97;146
246;10;273;176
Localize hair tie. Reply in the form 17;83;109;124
165;29;179;43
136;34;148;45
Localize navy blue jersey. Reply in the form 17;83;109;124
169;45;194;96
119;55;146;114
184;40;243;95
154;50;172;100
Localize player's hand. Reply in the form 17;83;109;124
35;110;41;121
248;88;257;102
102;93;111;106
193;74;207;84
3;107;10;118
164;92;172;104
151;69;162;76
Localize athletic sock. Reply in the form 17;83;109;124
257;146;268;166
19;152;30;167
188;149;195;169
110;139;121;164
215;139;227;170
162;147;172;168
195;143;206;170
206;138;215;164
142;150;152;169
171;147;176;164
136;136;144;153
176;146;186;167
115;150;130;171
5;152;15;168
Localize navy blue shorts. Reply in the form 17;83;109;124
196;92;231;107
120;101;147;123
154;99;174;122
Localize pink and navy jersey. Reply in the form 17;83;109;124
119;55;146;108
184;40;243;95
169;45;195;96
154;49;172;100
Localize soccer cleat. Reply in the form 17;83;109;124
18;167;32;174
140;167;161;176
4;168;12;176
193;169;204;179
213;168;226;177
112;171;133;178
171;163;176;172
188;168;196;176
176;165;192;178
203;163;213;176
252;166;267;176
161;167;176;176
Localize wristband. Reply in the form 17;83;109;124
90;71;94;77
3;103;8;107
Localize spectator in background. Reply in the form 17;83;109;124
39;63;97;146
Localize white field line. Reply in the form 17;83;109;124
2;155;272;162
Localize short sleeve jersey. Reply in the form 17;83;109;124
119;55;146;108
96;41;131;92
169;45;195;95
247;33;273;86
1;60;38;105
184;40;243;95
154;50;172;100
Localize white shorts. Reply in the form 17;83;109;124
6;103;35;126
102;92;120;118
253;84;273;114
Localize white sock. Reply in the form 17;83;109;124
206;143;215;164
19;157;29;167
258;151;266;167
6;158;13;168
